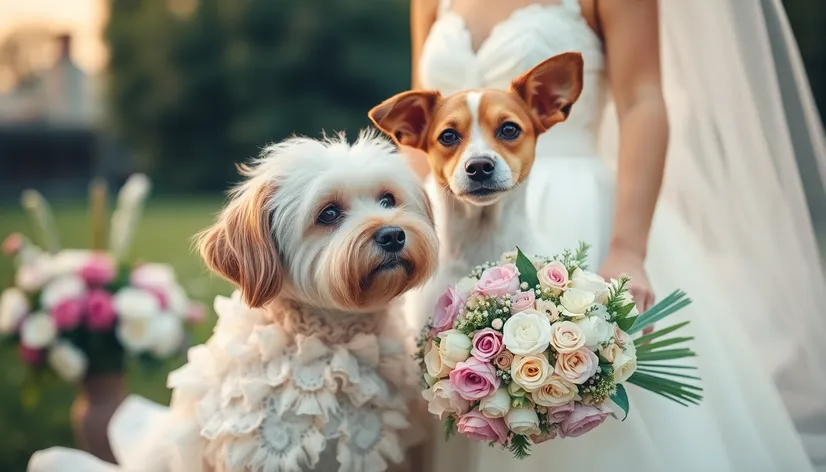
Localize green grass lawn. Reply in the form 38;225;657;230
0;197;231;471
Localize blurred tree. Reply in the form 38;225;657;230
106;0;411;193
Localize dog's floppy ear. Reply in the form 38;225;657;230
369;90;441;148
195;183;282;308
510;52;584;132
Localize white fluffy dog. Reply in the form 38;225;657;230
28;131;439;472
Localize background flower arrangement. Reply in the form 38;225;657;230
417;244;701;459
0;175;205;383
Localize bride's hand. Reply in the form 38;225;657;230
599;247;655;334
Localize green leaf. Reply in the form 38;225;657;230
445;416;456;442
635;348;696;362
633;321;691;346
616;302;636;318
610;384;630;420
635;336;694;353
515;247;539;289
616;315;636;332
628;290;692;334
509;434;532;459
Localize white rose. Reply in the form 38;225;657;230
16;257;52;292
150;316;185;357
456;276;479;298
437;329;472;368
424;339;451;378
569;269;610;304
575;316;614;349
479;387;512;418
20;313;57;349
549;321;586;353
0;288;29;334
117;316;156;352
114;288;161;319
51;250;93;277
613;353;637;383
422;380;469;420
508;381;526;398
502;310;552;355
535;299;559;322
559;288;595;318
532;375;581;407
48;341;88;382
505;407;541;436
164;284;190;315
511;354;553;392
131;263;177;288
40;275;87;310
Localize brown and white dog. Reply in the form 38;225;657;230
369;52;585;332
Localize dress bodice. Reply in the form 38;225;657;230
419;0;607;157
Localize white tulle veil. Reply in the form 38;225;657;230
599;0;826;462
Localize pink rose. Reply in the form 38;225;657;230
85;290;117;331
548;402;575;423
449;356;501;400
559;403;612;438
457;410;509;444
432;286;464;334
474;264;521;297
471;328;504;362
79;254;116;286
510;291;535;313
19;344;45;365
50;298;84;330
537;261;569;293
555;347;599;384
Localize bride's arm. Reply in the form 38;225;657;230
403;0;438;180
597;0;668;311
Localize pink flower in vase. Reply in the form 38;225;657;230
184;302;206;324
85;290;117;331
50;298;84;330
18;344;45;365
79;254;117;286
2;233;23;257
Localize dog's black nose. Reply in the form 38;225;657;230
374;226;406;252
465;156;495;182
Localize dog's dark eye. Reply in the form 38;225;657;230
498;122;521;140
317;205;342;225
379;193;396;208
438;129;461;147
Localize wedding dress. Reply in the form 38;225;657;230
418;0;826;470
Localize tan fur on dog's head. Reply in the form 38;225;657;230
369;52;584;206
196;131;438;311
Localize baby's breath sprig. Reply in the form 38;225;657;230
467;260;497;279
456;294;512;335
581;365;616;404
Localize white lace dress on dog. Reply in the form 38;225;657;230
28;291;418;472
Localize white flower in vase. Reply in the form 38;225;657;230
131;263;177;288
150;315;185;357
20;313;57;349
15;254;54;292
51;249;94;278
0;287;30;334
40;275;87;310
113;288;162;319
117;316;156;353
48;341;88;381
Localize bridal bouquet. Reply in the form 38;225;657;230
416;244;701;458
0;175;205;382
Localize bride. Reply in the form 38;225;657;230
410;0;826;470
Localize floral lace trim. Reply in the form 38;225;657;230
267;299;382;345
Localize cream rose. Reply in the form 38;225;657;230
575;316;614;349
505;407;541;436
0;287;29;334
613;353;638;383
532;375;581;407
616;327;637;356
537;261;569;294
550;321;585;353
502;310;552;355
559;288;595;318
555;347;599;384
479;387;512;418
535;299;560;322
423;380;469;420
15;257;51;292
599;342;623;364
425;339;452;378
438;329;472;368
48;341;88;382
20;313;57;349
508;381;526;398
510;354;552;392
569;269;611;304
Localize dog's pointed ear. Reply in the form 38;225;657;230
369;90;441;148
510;52;584;132
195;183;282;308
